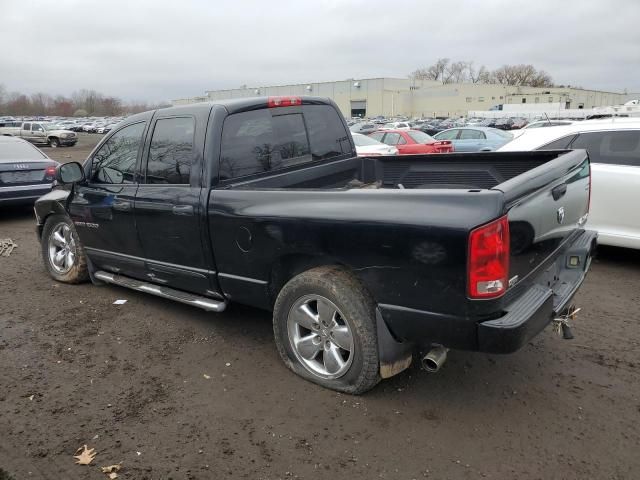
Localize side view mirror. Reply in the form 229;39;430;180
56;162;85;184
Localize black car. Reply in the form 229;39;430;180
0;136;58;205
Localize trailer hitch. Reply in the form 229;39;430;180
553;305;581;340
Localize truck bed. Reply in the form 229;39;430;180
220;150;569;192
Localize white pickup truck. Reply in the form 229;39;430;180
0;121;78;148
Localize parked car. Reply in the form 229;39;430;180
352;133;398;156
494;118;515;130
499;118;640;249
0;121;78;147
380;122;411;131
35;96;594;394
434;127;513;152
350;122;379;135
511;118;529;129
0;136;58;205
369;129;454;154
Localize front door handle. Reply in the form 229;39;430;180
113;200;132;211
552;183;568;201
172;205;194;216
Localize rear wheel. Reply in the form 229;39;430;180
48;137;59;148
273;266;380;394
41;215;88;283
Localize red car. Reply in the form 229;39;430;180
369;129;454;154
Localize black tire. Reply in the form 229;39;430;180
273;266;380;394
48;137;59;148
41;214;89;284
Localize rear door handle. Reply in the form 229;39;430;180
113;200;132;211
172;205;194;216
552;183;567;200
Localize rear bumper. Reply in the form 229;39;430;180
0;183;53;205
378;230;597;354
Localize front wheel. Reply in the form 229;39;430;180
48;137;59;148
41;215;89;283
273;266;380;394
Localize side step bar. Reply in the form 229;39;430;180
94;270;227;312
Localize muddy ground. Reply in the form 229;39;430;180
0;134;639;479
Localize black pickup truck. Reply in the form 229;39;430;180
34;96;596;394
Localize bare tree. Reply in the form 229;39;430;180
414;60;554;87
412;58;450;82
443;61;469;84
468;63;491;84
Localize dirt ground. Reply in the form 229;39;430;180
1;135;639;479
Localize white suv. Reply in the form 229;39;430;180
499;118;640;249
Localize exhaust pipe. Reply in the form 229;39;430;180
421;345;448;373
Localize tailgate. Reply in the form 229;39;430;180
495;149;591;291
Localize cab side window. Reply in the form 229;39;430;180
23;123;31;131
91;122;146;184
33;124;44;132
570;131;640;167
146;117;195;184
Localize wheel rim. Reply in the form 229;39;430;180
287;294;355;379
50;139;58;147
48;223;76;274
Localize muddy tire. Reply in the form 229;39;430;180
273;266;380;394
41;214;89;284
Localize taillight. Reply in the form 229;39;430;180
268;96;302;108
45;166;56;178
468;215;510;299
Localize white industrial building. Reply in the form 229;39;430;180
173;78;633;118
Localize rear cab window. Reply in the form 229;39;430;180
219;103;352;181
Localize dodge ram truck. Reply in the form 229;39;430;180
34;96;596;394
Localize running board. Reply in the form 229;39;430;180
94;270;227;312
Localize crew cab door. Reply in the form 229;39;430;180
31;123;48;144
67;121;148;278
134;114;217;296
20;123;33;142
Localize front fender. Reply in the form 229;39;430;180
34;188;71;238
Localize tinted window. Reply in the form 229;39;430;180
0;140;47;160
220;109;311;180
383;133;401;145
459;129;485;140
146;117;194;184
538;135;577;150
570;130;640;166
302;105;351;160
23;123;31;131
91;122;145;184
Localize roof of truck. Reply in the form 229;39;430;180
162;96;335;116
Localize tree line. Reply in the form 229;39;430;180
0;84;170;117
411;59;554;87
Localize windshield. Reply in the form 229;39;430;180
407;130;435;143
352;134;383;146
42;123;60;131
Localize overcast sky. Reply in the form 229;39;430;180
2;0;639;103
